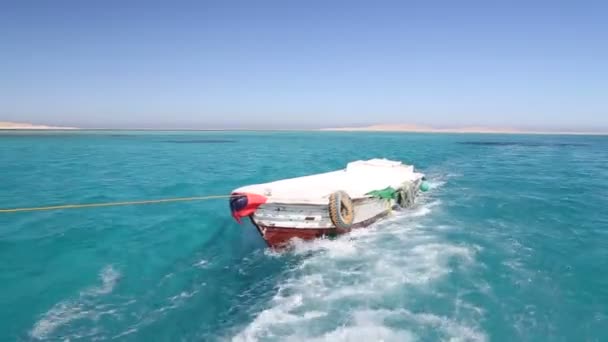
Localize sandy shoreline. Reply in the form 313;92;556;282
321;124;608;136
1;122;606;135
0;122;75;130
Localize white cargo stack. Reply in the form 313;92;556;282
234;159;423;204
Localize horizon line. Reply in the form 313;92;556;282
1;121;608;135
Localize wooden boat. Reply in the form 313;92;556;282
229;159;426;247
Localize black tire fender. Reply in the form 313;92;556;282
328;190;354;229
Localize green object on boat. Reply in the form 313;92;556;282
365;186;398;200
419;181;430;192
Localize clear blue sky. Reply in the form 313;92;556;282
2;0;607;130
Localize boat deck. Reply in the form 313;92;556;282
233;159;424;204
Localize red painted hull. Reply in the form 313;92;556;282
250;211;390;248
258;226;343;247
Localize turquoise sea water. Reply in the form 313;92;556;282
1;131;607;341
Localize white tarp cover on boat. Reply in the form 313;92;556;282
232;159;424;204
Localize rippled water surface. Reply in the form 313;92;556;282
1;131;607;341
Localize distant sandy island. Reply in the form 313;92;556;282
1;121;605;135
322;124;607;135
0;121;76;130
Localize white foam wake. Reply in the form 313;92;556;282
30;265;121;340
235;184;487;342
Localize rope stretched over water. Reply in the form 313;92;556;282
0;194;236;213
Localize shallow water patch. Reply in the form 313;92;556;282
457;141;588;147
162;139;237;144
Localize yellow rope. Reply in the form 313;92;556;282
0;194;236;213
